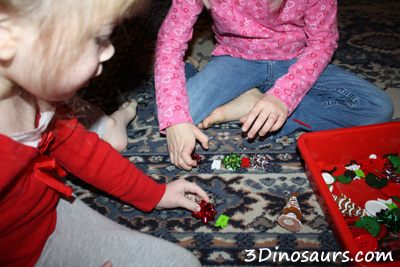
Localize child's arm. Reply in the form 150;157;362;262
154;0;204;134
242;0;339;137
270;0;339;115
154;1;206;170
49;115;208;212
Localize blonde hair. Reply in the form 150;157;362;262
0;0;147;39
203;0;285;11
0;0;148;91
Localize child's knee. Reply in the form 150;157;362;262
368;92;394;123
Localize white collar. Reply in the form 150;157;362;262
9;110;55;148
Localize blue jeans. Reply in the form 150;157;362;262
185;55;394;137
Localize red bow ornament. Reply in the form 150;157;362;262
192;201;217;224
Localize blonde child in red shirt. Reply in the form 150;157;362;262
0;0;208;266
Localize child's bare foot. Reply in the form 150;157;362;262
185;56;200;70
198;88;263;129
101;100;137;152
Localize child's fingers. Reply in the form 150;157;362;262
270;114;287;132
184;182;210;203
194;127;209;150
170;142;196;171
240;109;258;134
258;112;278;136
248;111;272;138
181;145;197;169
177;195;202;213
184;193;198;202
240;115;252;132
241;105;264;138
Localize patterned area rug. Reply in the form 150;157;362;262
71;0;400;266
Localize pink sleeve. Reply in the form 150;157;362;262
154;0;204;134
267;0;339;116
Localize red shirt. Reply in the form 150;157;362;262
0;107;166;266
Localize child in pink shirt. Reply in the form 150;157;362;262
155;0;393;170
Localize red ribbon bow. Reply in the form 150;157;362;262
241;158;250;167
191;152;202;164
34;155;73;197
33;131;73;197
192;200;217;224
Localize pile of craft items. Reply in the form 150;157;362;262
320;153;400;260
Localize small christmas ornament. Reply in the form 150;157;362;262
190;152;202;164
241;158;250;167
192;200;217;224
332;193;367;217
250;154;270;170
278;192;302;232
222;153;242;171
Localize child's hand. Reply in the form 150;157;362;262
165;123;209;171
155;179;210;212
240;94;288;138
